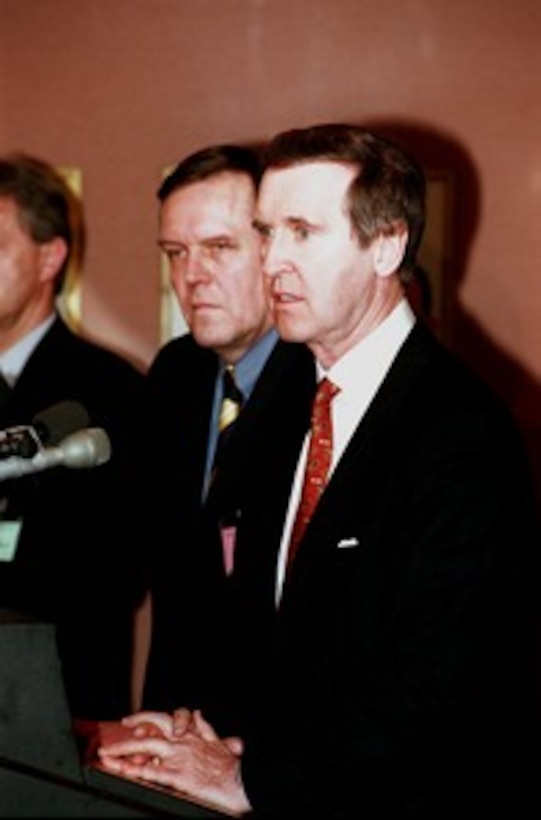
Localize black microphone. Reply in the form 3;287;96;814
0;428;111;481
33;400;90;445
0;401;90;460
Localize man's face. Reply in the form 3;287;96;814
255;161;380;368
159;172;272;362
0;196;52;340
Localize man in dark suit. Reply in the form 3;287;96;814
0;153;145;720
134;144;315;725
98;125;540;818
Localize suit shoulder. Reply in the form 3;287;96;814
36;319;143;385
404;325;522;442
69;334;144;384
149;334;216;375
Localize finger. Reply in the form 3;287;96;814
133;721;165;740
100;753;176;787
191;709;218;741
122;711;174;737
172;707;193;737
223;736;244;756
99;753;158;778
121;710;158;726
98;736;166;760
98;753;125;773
127;752;155;765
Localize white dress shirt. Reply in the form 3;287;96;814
275;299;416;603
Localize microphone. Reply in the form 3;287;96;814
0;428;111;481
33;400;90;445
0;401;90;460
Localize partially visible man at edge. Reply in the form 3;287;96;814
97;124;540;820
0;153;145;721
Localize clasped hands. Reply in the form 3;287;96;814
91;707;250;816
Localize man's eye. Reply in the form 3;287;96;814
163;247;185;261
293;225;310;240
207;241;235;257
253;221;272;239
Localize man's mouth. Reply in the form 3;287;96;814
273;292;299;304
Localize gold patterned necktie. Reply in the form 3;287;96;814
286;377;340;570
212;365;244;477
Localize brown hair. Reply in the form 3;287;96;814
0;153;84;292
262;123;426;275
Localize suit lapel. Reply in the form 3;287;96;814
288;324;441;563
214;342;315;589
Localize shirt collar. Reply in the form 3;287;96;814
0;313;56;387
317;299;416;394
222;327;278;400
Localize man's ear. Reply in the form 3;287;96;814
373;229;408;278
38;237;68;284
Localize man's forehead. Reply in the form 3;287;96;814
0;196;30;237
0;196;19;219
258;161;356;217
166;173;254;209
160;177;254;233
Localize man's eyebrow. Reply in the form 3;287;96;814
252;218;273;236
252;215;317;228
158;234;239;252
286;215;322;232
157;239;182;249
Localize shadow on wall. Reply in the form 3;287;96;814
366;118;541;516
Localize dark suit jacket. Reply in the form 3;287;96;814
0;316;145;720
140;333;316;724
224;322;540;819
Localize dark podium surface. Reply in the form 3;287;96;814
0;609;232;817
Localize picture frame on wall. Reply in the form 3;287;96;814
56;166;84;333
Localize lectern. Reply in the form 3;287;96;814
0;609;231;817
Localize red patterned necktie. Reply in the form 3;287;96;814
287;377;340;569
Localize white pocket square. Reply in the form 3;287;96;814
337;537;360;549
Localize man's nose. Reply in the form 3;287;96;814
184;249;209;282
262;233;289;278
